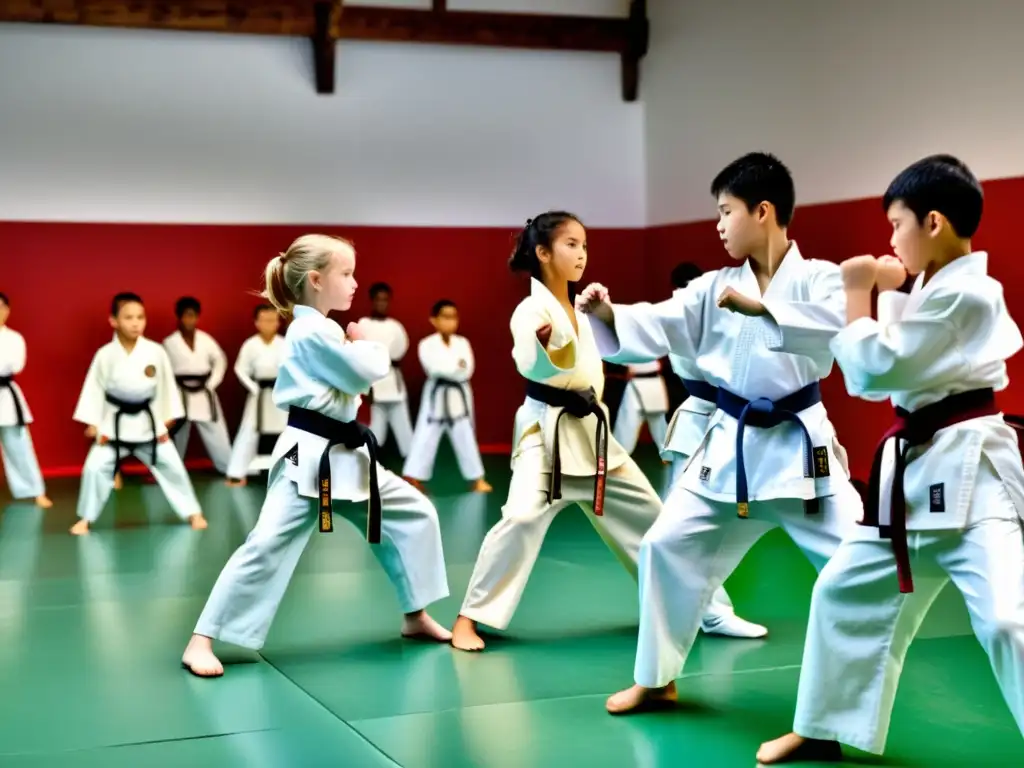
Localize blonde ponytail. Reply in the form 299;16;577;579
261;234;354;316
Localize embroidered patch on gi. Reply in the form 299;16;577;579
812;447;830;478
930;483;945;513
284;444;299;466
699;466;711;482
144;365;156;378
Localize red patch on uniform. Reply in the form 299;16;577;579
144;365;156;378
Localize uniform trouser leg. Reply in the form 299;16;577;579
194;464;449;649
612;387;644;454
449;419;485;481
195;416;233;475
633;482;863;688
226;420;258;479
0;425;45;499
402;421;444;481
459;446;662;630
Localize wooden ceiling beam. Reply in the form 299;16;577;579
0;1;648;100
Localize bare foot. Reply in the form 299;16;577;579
450;615;486;651
69;519;90;535
756;733;842;764
225;478;247;487
113;472;123;490
401;610;452;642
181;634;224;678
35;495;53;509
189;514;208;530
605;681;677;714
470;478;493;493
403;476;426;492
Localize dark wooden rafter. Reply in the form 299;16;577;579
0;0;649;101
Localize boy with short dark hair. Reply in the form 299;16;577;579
758;154;1024;763
71;293;207;534
402;300;491;493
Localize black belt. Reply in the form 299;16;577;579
525;381;608;516
427;378;471;427
104;394;158;477
174;373;217;434
680;378;719;404
0;375;26;427
709;381;824;518
287;406;382;543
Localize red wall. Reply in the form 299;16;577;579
644;176;1024;480
0;222;647;475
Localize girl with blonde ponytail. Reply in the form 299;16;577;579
182;234;451;678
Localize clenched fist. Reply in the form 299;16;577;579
345;322;364;341
716;286;766;317
575;282;613;323
875;255;907;292
840;255;879;291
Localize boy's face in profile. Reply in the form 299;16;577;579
887;200;933;276
716;193;766;261
110;301;147;340
431;306;459;336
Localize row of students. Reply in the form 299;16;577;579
182;149;1020;765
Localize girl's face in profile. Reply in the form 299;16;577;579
539;218;588;285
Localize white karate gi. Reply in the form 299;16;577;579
357;316;414;457
590;243;865;688
0;326;46;500
792;252;1024;754
459;278;663;631
401;333;485;483
163;330;232;473
73;337;202;524
226;334;288;479
194;305;448;650
613;361;669;454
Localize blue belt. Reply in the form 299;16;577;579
695;380;823;518
680;378;719;403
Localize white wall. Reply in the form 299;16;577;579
0;0;643;227
643;0;1024;225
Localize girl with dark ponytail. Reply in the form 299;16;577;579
450;211;666;652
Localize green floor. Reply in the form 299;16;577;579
1;447;1021;767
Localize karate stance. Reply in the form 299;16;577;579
401;300;492;494
357;283;414;457
182;234;450;677
225;304;287;485
759;155;1024;763
0;293;51;508
451;212;762;652
581;153;866;713
71;293;207;535
164;296;232;474
613;361;669;454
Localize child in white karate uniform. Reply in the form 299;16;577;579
182;234;451;677
580;153;866;714
225;304;288;485
164;296;233;474
613;360;670;454
758;155;1024;763
0;293;52;508
401;300;492;494
71;293;207;535
357;283;415;458
451;212;760;652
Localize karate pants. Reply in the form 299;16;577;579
460;443;661;630
194;462;450;650
0;425;46;500
174;418;232;475
613;385;668;455
369;400;414;458
793;480;1024;754
634;483;863;688
402;417;484;482
77;440;202;523
226;420;281;479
